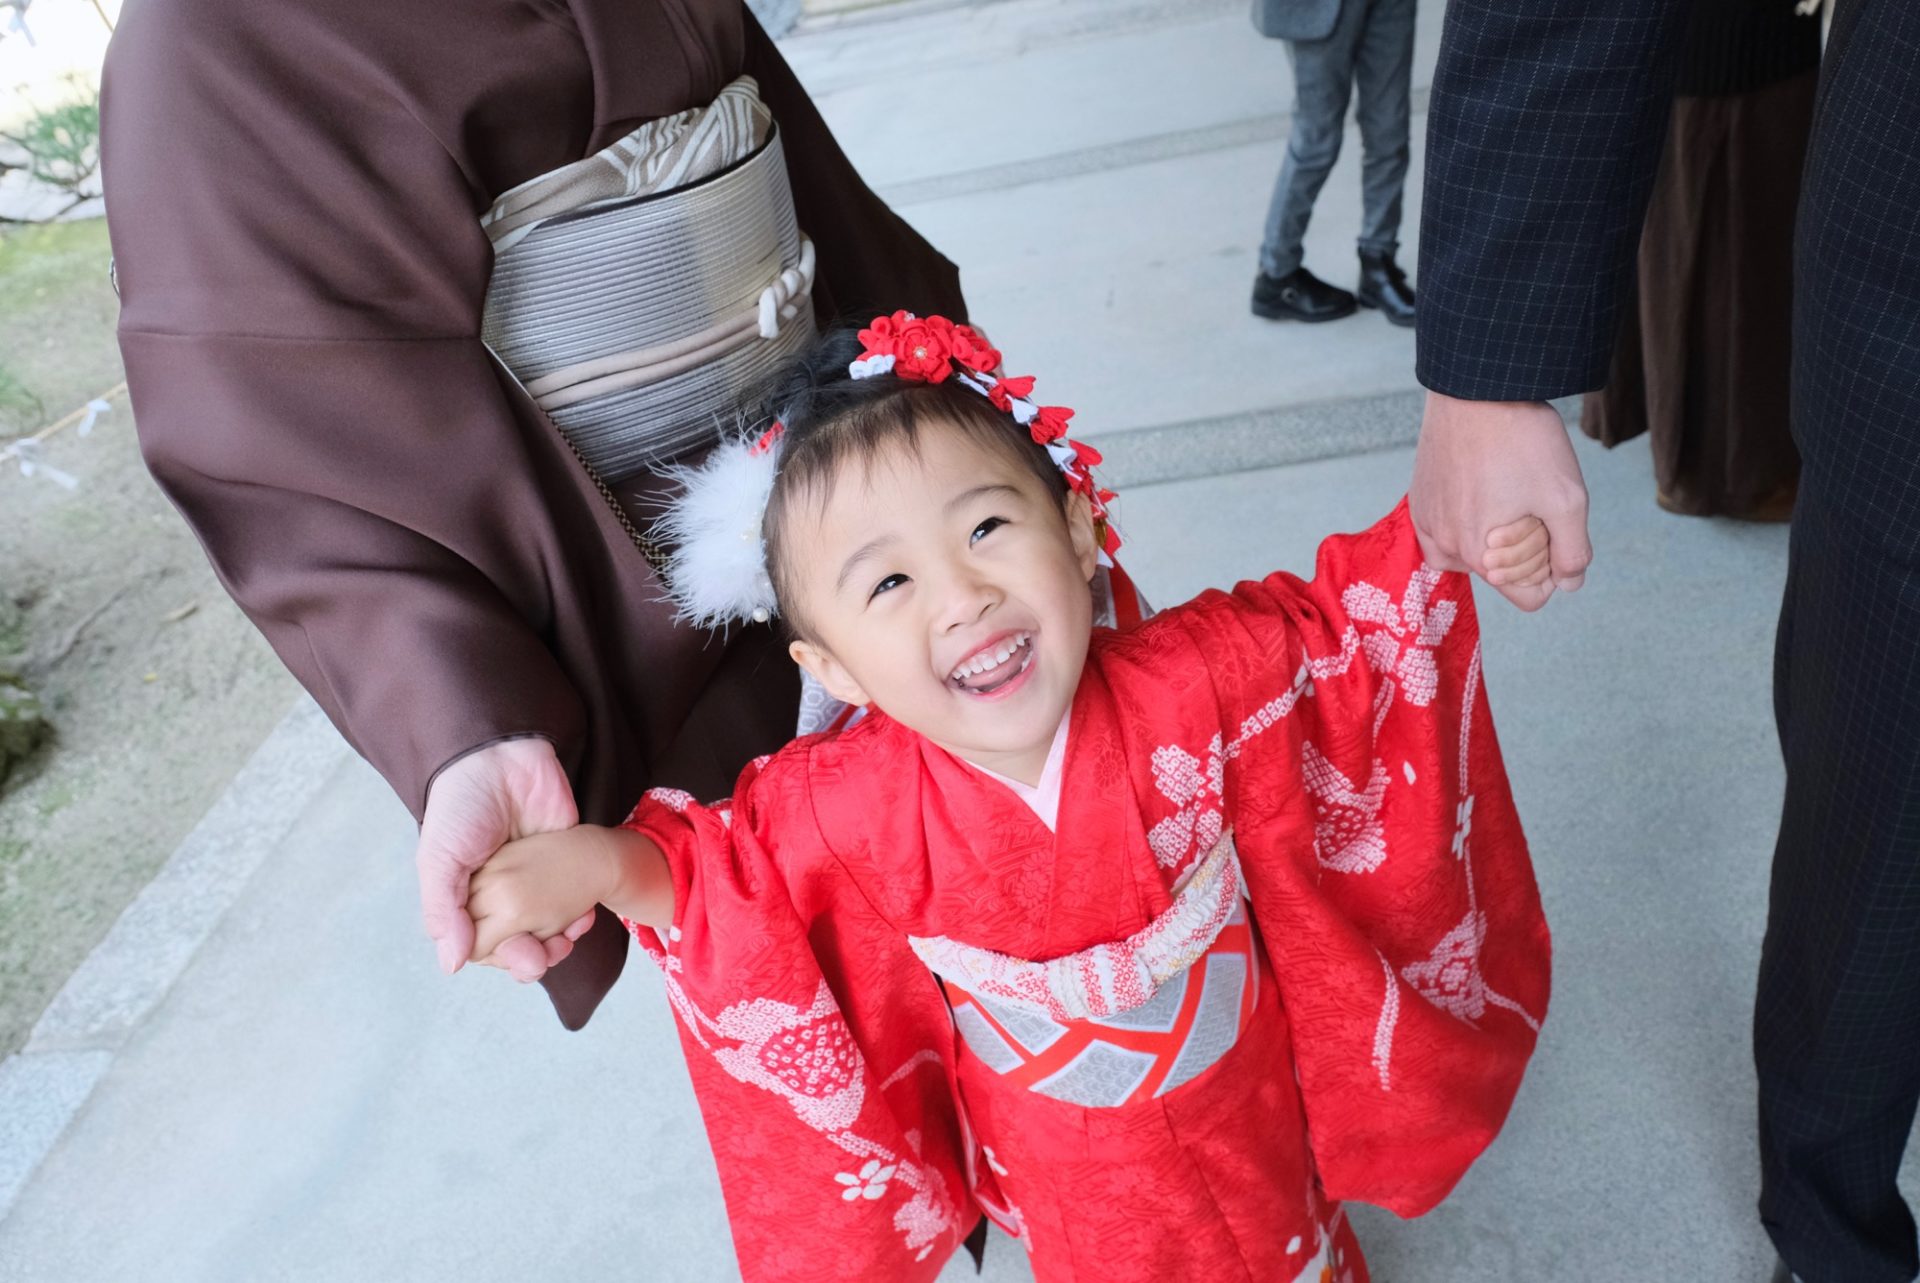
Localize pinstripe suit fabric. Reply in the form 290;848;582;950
1418;2;1920;1279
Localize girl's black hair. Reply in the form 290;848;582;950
755;325;1071;638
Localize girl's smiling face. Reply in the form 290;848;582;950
783;417;1100;785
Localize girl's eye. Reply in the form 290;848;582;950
971;517;1007;545
869;573;909;601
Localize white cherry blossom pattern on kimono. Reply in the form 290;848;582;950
836;1158;897;1201
710;981;867;1133
1400;911;1491;1021
1341;566;1456;708
1301;740;1391;874
1147;633;1366;874
1147;734;1226;869
628;927;968;1263
1396;641;1543;1036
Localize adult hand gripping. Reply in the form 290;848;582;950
417;737;597;983
1410;393;1593;611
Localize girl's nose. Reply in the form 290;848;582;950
937;570;1000;633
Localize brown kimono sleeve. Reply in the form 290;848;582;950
100;3;604;818
101;0;967;1030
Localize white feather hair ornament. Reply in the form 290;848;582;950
655;423;786;629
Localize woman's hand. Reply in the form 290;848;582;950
415;737;592;981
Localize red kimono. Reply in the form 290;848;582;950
623;502;1550;1282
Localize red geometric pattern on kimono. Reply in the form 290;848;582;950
618;500;1550;1280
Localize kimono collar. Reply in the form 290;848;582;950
955;712;1071;832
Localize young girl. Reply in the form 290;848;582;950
467;315;1552;1283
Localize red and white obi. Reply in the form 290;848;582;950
910;829;1367;1283
912;833;1261;1109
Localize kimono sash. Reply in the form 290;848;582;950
909;830;1243;1023
479;76;816;484
920;835;1266;1109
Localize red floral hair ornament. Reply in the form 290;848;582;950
848;312;1121;556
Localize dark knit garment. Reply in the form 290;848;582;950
1675;0;1822;98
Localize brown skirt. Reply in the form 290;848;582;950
1581;68;1818;519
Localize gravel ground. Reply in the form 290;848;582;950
0;219;300;1058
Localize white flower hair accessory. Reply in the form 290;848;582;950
656;421;786;629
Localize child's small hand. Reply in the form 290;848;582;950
467;827;612;972
1482;516;1554;601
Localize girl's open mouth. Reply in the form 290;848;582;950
948;631;1036;697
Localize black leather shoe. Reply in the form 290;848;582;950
1770;1260;1803;1283
1251;267;1357;322
1357;251;1416;327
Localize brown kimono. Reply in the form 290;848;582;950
99;0;964;1026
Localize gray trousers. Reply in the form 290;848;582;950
1258;0;1416;279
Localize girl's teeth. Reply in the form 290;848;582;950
952;633;1030;682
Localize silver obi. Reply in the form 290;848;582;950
482;117;815;484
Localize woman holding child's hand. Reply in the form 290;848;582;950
417;739;596;984
103;0;967;1031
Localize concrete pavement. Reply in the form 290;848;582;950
8;0;1914;1278
787;0;1444;435
2;430;1879;1283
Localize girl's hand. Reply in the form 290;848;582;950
467;827;613;973
1482;516;1554;597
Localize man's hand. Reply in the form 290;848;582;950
1410;392;1592;611
416;737;594;982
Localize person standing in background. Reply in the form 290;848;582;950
1581;1;1821;522
1249;0;1419;326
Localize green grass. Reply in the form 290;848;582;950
0;219;121;438
0;219;113;305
